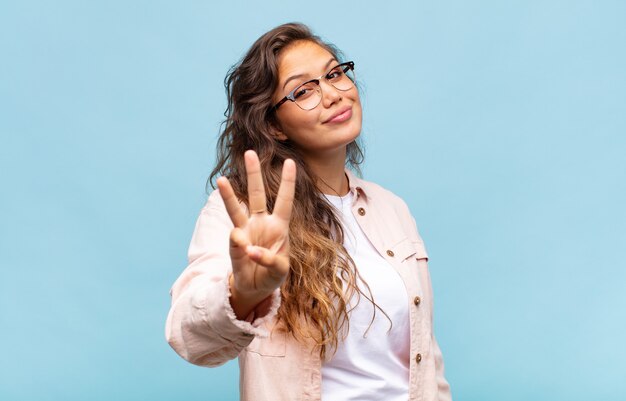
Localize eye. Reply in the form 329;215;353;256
327;66;345;81
293;88;309;99
293;82;317;99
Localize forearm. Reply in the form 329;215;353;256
166;271;280;366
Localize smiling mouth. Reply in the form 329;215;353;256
324;107;352;124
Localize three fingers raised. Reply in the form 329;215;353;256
218;150;296;231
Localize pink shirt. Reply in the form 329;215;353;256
165;170;452;401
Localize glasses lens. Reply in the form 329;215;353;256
293;81;322;110
328;63;355;91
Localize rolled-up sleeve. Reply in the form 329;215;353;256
165;189;281;367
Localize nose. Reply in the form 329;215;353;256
320;80;342;108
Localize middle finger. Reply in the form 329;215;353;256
244;150;267;215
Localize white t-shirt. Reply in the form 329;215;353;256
321;190;410;401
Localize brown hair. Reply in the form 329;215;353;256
209;22;379;359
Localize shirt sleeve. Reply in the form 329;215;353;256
164;189;281;367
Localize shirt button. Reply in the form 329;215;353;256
413;296;421;306
386;250;394;257
357;207;366;216
415;353;422;363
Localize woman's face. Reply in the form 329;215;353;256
272;41;362;161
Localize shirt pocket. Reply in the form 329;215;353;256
244;329;287;357
389;236;419;263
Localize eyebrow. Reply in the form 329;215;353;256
282;58;337;90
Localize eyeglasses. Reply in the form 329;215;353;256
272;61;356;111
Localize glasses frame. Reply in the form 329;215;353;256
271;61;355;112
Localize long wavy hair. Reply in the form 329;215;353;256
208;23;383;359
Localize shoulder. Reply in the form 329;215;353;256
352;175;413;217
205;187;226;209
204;186;248;212
352;174;426;246
191;188;231;234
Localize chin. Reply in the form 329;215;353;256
347;118;362;141
329;121;360;143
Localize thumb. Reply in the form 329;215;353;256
229;227;250;260
246;245;289;276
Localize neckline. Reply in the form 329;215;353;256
323;189;354;208
319;172;351;197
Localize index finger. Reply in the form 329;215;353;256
272;159;296;222
217;176;248;228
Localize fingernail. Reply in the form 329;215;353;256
247;245;260;258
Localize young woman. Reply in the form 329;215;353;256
165;23;451;401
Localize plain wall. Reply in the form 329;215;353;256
1;1;625;400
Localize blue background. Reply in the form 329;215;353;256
1;1;625;400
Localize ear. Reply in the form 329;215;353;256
270;121;288;141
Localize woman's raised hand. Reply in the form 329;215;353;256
216;150;296;319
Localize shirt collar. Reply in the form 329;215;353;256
344;168;369;201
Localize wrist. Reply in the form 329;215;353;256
228;274;274;320
229;274;273;300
